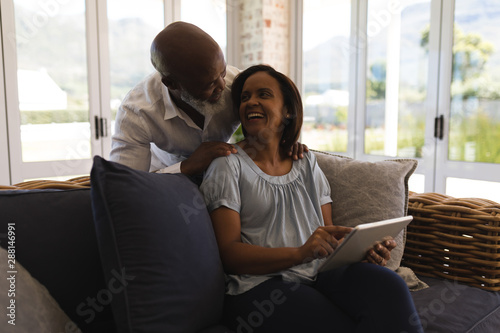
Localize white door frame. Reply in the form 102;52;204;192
0;8;11;185
1;0;24;183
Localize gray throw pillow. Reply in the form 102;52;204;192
313;150;418;271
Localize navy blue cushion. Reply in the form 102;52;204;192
90;156;225;333
0;188;115;332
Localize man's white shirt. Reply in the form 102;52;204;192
110;65;241;173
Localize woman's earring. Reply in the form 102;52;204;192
285;114;291;119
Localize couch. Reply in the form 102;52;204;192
1;150;499;333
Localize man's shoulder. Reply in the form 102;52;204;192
225;65;241;86
127;71;162;92
120;72;167;113
122;72;162;99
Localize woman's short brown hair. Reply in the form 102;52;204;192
231;64;303;153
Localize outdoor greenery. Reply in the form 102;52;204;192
15;4;156;126
230;125;245;143
20;110;88;125
360;24;500;162
422;24;500;163
366;60;387;100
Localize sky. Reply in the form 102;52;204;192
303;0;351;51
107;0;164;23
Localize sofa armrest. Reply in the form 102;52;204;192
403;192;500;291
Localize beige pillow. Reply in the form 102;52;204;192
0;247;81;333
313;150;418;271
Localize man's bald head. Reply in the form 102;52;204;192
151;21;222;80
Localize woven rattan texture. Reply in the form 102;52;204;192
0;176;90;190
404;192;500;291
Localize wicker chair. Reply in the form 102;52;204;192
0;176;91;190
404;192;500;291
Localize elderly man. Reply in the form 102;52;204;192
110;21;304;176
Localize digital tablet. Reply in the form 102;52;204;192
318;216;413;272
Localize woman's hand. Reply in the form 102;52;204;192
365;239;397;267
298;225;352;263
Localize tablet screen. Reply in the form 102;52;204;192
318;216;413;272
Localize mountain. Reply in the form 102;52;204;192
303;35;350;93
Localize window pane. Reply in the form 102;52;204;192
448;0;500;164
107;0;165;129
365;0;430;157
409;173;425;194
181;0;227;56
446;177;500;203
302;0;351;153
14;1;90;162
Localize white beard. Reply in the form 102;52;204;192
180;90;227;118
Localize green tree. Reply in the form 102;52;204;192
335;106;348;126
421;24;495;98
366;60;387;99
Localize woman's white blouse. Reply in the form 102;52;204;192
200;145;332;295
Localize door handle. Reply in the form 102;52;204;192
434;115;444;140
94;116;108;139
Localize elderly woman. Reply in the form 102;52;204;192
200;64;423;333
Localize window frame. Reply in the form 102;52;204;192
0;11;10;185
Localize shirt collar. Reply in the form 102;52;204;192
162;85;180;121
161;84;207;130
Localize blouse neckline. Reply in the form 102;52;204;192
235;144;301;185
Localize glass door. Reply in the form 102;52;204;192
358;0;500;200
104;0;166;136
1;0;169;183
356;0;434;193
180;0;227;57
2;0;97;181
301;0;353;154
435;0;500;202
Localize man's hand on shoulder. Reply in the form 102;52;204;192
288;142;309;160
181;142;237;176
